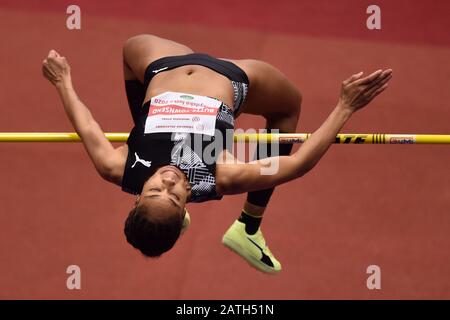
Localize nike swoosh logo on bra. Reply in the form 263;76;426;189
247;237;275;268
152;66;169;74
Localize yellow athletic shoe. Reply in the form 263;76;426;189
222;220;281;274
181;209;190;235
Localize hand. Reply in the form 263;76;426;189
338;69;392;113
42;50;71;87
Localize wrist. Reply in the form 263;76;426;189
55;77;73;92
335;101;353;119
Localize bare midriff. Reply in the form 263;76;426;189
144;65;235;110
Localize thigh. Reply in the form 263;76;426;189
123;34;194;82
230;59;301;120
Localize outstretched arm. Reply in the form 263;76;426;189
42;50;126;185
216;69;392;195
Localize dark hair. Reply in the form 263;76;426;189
124;204;183;257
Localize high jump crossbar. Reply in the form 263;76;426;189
0;132;449;144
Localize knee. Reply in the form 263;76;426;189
280;89;302;128
122;34;155;57
124;34;152;46
264;112;299;133
278;87;302;123
292;88;302;121
123;35;140;60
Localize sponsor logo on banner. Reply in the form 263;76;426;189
389;137;416;144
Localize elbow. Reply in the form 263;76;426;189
297;168;310;179
294;166;309;179
98;163;119;184
216;173;245;196
99;167;114;183
216;175;232;195
296;160;316;178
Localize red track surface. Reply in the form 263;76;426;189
0;1;449;299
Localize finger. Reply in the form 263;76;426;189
43;68;59;84
42;67;54;80
355;69;382;85
375;69;392;80
42;66;53;77
354;69;383;85
365;73;392;96
48;51;63;63
47;56;61;68
368;83;389;100
343;71;364;85
373;69;393;84
49;49;60;58
43;63;57;78
364;73;390;93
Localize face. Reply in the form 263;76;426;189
136;166;191;220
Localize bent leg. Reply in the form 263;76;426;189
222;94;301;274
242;109;301;229
122;34;193;124
122;34;193;83
234;60;302;226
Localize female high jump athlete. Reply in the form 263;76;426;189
42;34;392;274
